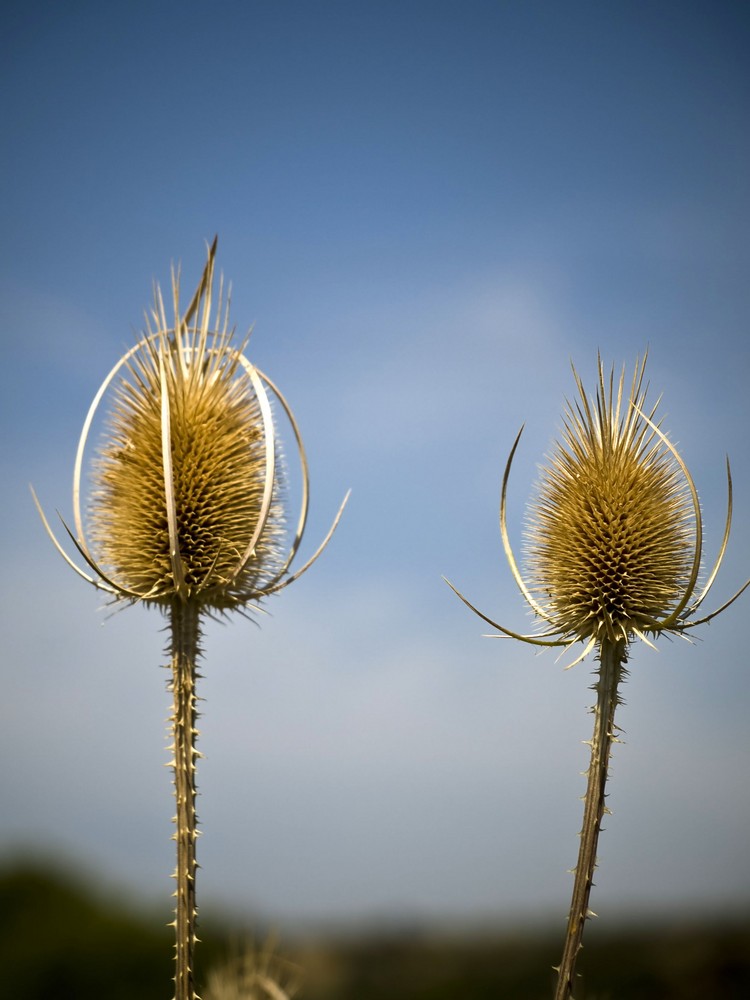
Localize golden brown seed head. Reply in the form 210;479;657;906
526;358;695;643
32;240;348;617
89;330;285;610
445;352;746;662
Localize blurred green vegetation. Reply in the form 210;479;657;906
0;860;225;999
2;860;748;999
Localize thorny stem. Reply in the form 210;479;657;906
554;638;628;1000
169;600;203;1000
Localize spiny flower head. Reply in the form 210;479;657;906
525;357;695;644
34;239;347;612
447;353;747;664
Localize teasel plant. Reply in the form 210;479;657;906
446;354;748;1000
32;238;348;1000
204;934;302;1000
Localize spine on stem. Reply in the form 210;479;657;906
169;599;203;1000
554;639;628;1000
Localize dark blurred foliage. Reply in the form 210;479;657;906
300;923;750;1000
2;860;749;999
0;860;225;999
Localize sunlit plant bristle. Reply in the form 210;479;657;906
526;357;695;645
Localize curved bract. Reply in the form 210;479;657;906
33;238;348;613
447;353;748;664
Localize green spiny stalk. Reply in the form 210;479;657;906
554;639;627;1000
169;600;203;1000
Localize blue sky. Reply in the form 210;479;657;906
2;1;750;930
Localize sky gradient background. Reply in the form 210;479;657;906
2;1;750;931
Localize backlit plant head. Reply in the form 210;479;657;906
449;352;746;667
34;236;347;614
447;352;748;1000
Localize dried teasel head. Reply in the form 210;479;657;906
33;238;348;612
204;934;302;1000
447;353;749;665
526;356;695;645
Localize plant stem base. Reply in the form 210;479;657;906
169;600;202;1000
554;638;628;1000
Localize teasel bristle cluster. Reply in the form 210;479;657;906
88;284;286;610
33;238;348;1000
204;934;302;1000
447;353;748;1000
